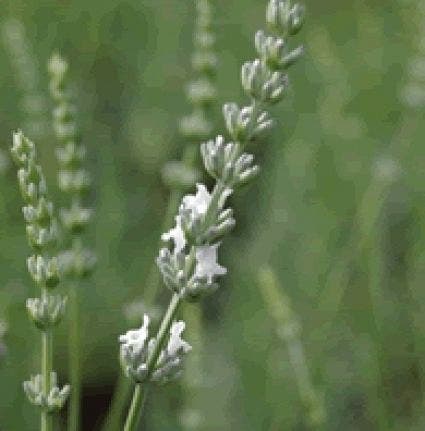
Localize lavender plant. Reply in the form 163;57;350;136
47;53;96;431
11;131;70;431
120;0;305;429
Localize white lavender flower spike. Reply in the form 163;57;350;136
123;1;305;427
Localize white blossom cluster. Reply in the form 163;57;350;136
119;315;192;384
157;183;230;300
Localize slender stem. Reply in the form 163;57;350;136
68;285;80;431
123;293;182;431
41;297;53;431
123;384;148;431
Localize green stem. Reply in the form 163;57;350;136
41;304;53;431
123;293;182;431
68;285;80;431
123;384;148;431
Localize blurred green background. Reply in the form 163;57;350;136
1;0;425;430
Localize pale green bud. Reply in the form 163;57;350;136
266;0;305;36
60;205;92;234
186;78;217;106
23;372;70;411
56;142;86;167
58;169;91;194
255;30;304;70
26;294;67;329
22;197;53;227
27;255;60;288
180;110;213;140
11;130;35;166
26;224;56;250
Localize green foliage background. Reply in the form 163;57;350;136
0;0;424;430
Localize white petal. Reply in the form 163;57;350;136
161;216;186;252
194;244;227;283
119;314;150;352
182;184;211;216
167;321;192;357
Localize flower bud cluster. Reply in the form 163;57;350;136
201;135;259;187
26;295;67;330
11;132;66;326
27;255;60;288
241;59;288;104
58;244;97;279
223;103;273;142
255;30;304;71
222;0;304;144
48;53;92;227
180;0;217;141
23;372;70;412
157;184;230;301
119;315;192;384
48;53;96;279
266;0;305;36
11;130;69;410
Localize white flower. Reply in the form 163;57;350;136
182;183;211;217
151;320;192;383
161;184;212;253
161;215;186;252
119;314;150;354
194;244;227;283
166;321;192;357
